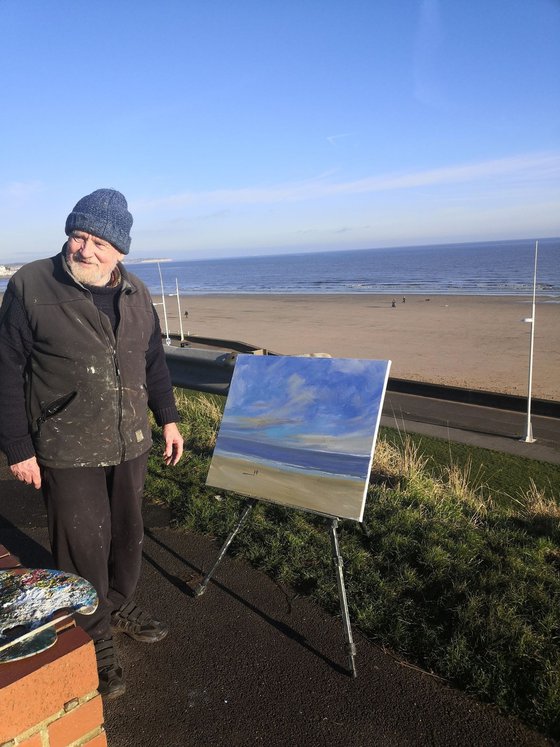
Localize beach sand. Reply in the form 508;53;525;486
206;452;367;521
154;293;560;401
2;289;556;400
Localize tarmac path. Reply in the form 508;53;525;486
0;460;555;747
382;391;560;463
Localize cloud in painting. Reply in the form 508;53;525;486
220;355;389;452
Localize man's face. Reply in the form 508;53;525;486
66;231;124;286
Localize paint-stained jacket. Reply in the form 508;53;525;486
7;253;155;468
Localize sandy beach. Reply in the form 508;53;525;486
154;293;560;401
2;289;557;400
206;452;367;521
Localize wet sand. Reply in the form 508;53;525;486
153;293;560;401
206;452;367;521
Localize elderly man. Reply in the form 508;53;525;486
0;189;183;699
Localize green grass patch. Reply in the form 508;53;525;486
146;390;560;739
380;426;560;506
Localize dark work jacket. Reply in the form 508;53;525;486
9;253;155;468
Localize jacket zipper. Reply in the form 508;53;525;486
112;348;125;461
115;290;129;462
89;295;124;462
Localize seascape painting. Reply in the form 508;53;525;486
206;355;391;522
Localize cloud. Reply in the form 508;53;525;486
287;372;317;407
329;359;385;376
326;133;352;145
294;429;375;455
132;152;560;213
0;181;43;201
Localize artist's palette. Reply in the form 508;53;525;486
0;568;98;663
0;628;58;663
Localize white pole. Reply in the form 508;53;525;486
176;278;185;342
521;240;538;443
157;262;171;345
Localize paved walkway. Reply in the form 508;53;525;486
382;392;560;464
0;467;555;747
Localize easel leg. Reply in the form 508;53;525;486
192;499;257;597
329;518;357;677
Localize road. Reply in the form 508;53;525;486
382;391;560;464
164;344;560;464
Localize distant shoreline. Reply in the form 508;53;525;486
125;258;173;264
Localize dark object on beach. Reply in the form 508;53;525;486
391;299;396;308
402;296;406;303
184;310;189;318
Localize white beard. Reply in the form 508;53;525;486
66;254;113;286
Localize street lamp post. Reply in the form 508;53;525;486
520;240;538;443
156;261;171;346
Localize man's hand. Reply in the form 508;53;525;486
162;423;184;466
10;456;42;489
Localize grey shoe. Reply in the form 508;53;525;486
111;601;168;643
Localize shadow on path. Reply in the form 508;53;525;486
143;528;347;675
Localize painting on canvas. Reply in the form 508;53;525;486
206;355;391;522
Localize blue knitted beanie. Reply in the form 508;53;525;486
65;189;133;255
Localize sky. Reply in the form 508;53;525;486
1;0;559;264
221;356;389;455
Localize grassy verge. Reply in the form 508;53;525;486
380;426;560;506
145;390;560;738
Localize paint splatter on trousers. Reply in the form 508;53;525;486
41;451;149;641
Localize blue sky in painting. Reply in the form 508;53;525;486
221;356;390;456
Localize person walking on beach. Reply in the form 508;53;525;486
0;189;183;699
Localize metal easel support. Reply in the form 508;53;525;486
192;499;257;597
329;518;357;677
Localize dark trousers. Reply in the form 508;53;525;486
41;451;149;641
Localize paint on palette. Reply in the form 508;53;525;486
0;568;98;662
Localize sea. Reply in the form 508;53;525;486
2;237;559;297
128;238;560;297
215;435;368;481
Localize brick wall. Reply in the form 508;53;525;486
0;545;106;747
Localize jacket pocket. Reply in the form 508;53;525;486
36;391;77;434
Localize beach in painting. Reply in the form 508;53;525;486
206;356;391;522
207;451;367;521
